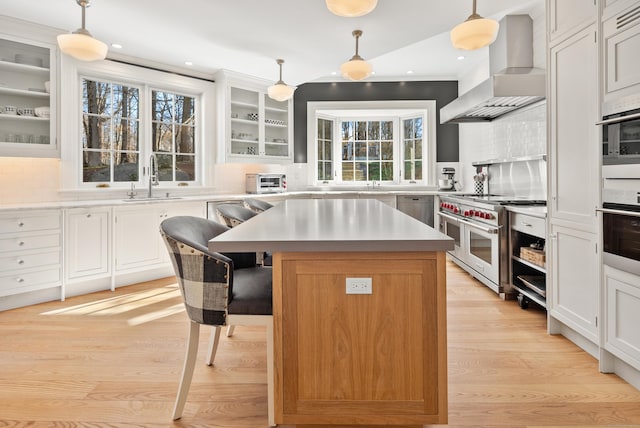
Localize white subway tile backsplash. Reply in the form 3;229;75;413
458;102;546;193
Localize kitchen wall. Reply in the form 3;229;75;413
0;158;60;205
456;4;547;193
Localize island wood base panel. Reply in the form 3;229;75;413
272;251;448;425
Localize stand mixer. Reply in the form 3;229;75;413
438;167;457;191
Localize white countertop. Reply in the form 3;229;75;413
504;205;547;218
0;189;443;212
208;198;454;253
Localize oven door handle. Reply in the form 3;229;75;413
596;111;640;125
438;211;500;234
597;207;640;218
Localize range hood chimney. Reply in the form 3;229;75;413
440;15;546;124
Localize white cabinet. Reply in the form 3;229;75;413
64;207;111;281
602;2;640;102
216;70;293;163
546;10;600;348
114;201;205;272
547;0;596;45
604;265;640;370
0;210;61;297
114;206;165;272
0;34;57;157
549;225;599;343
548;25;599;231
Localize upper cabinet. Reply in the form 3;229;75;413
602;1;640;102
215;70;293;163
0;34;57;158
547;0;597;45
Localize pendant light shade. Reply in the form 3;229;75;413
267;59;296;102
57;0;108;61
450;0;499;51
326;0;378;17
340;30;372;81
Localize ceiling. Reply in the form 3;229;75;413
1;0;543;85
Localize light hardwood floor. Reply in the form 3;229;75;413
1;261;640;427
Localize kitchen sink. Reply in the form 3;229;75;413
122;196;184;202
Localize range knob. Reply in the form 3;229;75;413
453;207;459;213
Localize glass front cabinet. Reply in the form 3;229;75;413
0;34;57;157
215;70;293;163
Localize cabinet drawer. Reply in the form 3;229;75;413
511;213;546;237
0;212;61;234
0;267;61;296
0;232;60;253
0;250;60;272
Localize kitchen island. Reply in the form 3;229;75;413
209;198;453;426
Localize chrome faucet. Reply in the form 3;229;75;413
148;153;159;198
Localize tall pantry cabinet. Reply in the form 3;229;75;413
546;0;601;351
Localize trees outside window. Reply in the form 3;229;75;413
151;91;196;182
82;79;140;183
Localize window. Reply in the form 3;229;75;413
340;119;394;182
402;116;423;182
309;101;436;186
82;79;140;183
63;59;215;193
317;117;333;181
151;91;196;181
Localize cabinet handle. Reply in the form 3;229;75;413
18;241;25;246
522;222;533;227
16;278;24;283
18;222;24;227
87;214;92;218
17;259;24;265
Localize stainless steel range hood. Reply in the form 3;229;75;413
440;15;546;124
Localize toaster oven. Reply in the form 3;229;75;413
246;173;286;194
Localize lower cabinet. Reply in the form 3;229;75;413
114;206;166;271
0;209;62;308
114;201;205;272
549;224;599;343
64;207;111;281
604;265;640;371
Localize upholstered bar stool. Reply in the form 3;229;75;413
215;203;256;228
160;216;274;425
243;197;274;213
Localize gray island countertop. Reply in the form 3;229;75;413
209;198;454;253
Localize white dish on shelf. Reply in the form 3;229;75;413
44;81;50;93
34;106;50;118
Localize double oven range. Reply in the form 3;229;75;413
438;194;544;297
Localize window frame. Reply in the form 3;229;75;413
60;58;215;194
307;101;437;187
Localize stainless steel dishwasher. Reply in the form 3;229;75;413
396;195;434;227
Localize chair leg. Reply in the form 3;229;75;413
172;321;200;420
226;325;235;337
206;325;222;366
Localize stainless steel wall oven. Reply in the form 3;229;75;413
602;202;640;275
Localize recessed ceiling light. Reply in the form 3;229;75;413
457;56;465;60
331;71;337;75
184;61;193;66
407;70;414;74
371;71;376;75
111;43;123;49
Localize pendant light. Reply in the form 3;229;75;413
57;0;108;61
450;0;499;51
326;0;378;17
340;30;372;81
267;59;296;102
